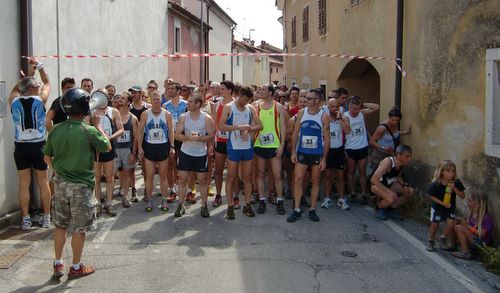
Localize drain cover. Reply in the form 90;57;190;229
341;251;358;258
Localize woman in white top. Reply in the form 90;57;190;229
344;96;379;202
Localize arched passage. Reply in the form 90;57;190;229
337;59;380;134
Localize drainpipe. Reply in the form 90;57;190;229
200;0;204;84
230;24;235;81
394;0;403;109
20;0;33;74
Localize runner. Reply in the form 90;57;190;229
137;91;175;212
322;98;351;210
287;88;330;223
114;92;139;206
219;86;263;219
174;93;215;217
163;82;188;203
253;84;287;215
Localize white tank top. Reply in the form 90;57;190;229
180;112;208;157
329;119;344;149
99;108;114;137
345;111;368;150
227;102;252;150
144;109;169;144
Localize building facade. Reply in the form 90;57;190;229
277;0;500;239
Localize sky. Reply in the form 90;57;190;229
214;0;283;48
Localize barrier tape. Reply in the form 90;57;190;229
22;52;406;76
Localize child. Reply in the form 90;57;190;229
426;160;466;251
451;193;493;259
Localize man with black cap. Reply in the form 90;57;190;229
45;87;111;280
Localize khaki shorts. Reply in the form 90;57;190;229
53;176;97;233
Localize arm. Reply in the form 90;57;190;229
360;102;379;115
369;126;392;153
276;104;287;157
174;114;189;142
38;64;50;103
137;111;147;158
203;115;216;143
290;110;304;163
249;105;263;133
110;109;124;140
429;195;451;209
44;155;53;169
319;112;330;171
166;111;175;157
45;109;56;131
339;114;350;134
219;105;236;132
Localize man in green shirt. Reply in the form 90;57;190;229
44;88;111;280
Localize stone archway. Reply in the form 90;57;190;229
337;59;380;134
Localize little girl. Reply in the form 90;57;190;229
451;193;494;259
426;160;465;251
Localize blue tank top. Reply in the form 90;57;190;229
11;95;46;143
144;109;169;144
163;99;187;129
297;107;324;155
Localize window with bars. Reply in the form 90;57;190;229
302;5;309;42
291;16;297;47
318;0;327;35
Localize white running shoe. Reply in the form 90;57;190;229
337;198;350;210
321;197;332;209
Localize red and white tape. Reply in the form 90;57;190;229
23;52;406;76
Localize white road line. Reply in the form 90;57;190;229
377;211;485;293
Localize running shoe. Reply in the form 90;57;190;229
308;209;320;222
103;203;117;217
212;194;222;207
287;210;301;222
160;198;169;211
131;188;139;203
52;262;64;279
68;264;95;280
426;239;435;252
257;200;266;214
174;204;185;217
321;197;332;209
226;206;235;220
39;215;51;228
268;190;277;205
243;204;255;217
122;196;131;208
186;192;197;204
337;198;350;210
167;190;177;203
21;217;32;231
145;199;153;212
233;196;241;209
375;208;387;220
208;185;215;197
276;200;286;215
200;205;210;218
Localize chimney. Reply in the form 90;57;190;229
250;40;255;46
261;40;266;46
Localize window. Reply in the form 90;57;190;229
174;26;181;53
291;16;296;48
302;6;309;42
318;0;327;36
261;58;264;70
236;50;240;66
276;68;279;73
485;48;500;157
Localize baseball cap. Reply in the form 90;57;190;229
128;85;142;92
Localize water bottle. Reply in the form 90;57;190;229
443;183;452;205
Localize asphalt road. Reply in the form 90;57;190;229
1;175;499;293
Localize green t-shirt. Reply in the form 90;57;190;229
44;119;110;187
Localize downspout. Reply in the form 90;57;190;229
200;0;204;84
56;0;61;97
394;0;403;109
20;0;33;74
230;25;235;81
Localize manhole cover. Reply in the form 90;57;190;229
341;251;357;258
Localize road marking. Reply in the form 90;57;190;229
376;210;485;293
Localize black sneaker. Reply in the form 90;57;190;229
308;209;320;222
226;206;235;220
276;200;286;215
174;204;185;217
257;200;266;214
200;205;210;218
427;239;435;252
287;210;301;222
243;204;255;217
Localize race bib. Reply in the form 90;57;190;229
116;130;131;143
230;130;251;150
351;123;364;136
301;136;318;149
148;129;165;143
217;130;229;139
259;133;275;145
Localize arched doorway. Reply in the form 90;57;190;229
337;59;380;134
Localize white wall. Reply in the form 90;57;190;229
0;0;21;217
232;48;243;84
32;0;170;100
208;9;232;82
